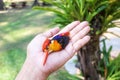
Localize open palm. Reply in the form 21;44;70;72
27;21;90;76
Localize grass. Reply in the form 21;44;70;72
0;8;55;80
0;9;54;52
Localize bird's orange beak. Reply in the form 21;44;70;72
42;38;50;65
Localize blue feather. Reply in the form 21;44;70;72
52;35;69;49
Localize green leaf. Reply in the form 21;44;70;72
33;6;64;15
96;30;101;35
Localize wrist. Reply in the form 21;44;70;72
15;57;48;80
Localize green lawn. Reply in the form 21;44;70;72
0;8;80;80
0;8;53;80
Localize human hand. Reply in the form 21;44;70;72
16;21;90;80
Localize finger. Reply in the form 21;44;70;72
71;26;90;43
64;42;76;58
73;36;90;51
70;21;89;38
43;27;60;38
59;21;80;33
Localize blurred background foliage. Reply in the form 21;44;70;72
0;0;120;80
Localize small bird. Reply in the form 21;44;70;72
42;32;70;65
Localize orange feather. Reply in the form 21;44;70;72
48;40;62;51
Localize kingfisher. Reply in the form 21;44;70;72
42;32;70;65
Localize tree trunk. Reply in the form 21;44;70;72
32;0;40;7
0;0;4;10
78;35;101;80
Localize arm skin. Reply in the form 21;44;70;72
15;57;48;80
15;21;90;80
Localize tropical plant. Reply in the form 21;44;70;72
106;55;120;80
33;0;120;79
98;39;111;79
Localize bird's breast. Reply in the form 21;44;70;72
48;40;62;51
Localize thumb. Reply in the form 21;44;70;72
43;27;60;38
